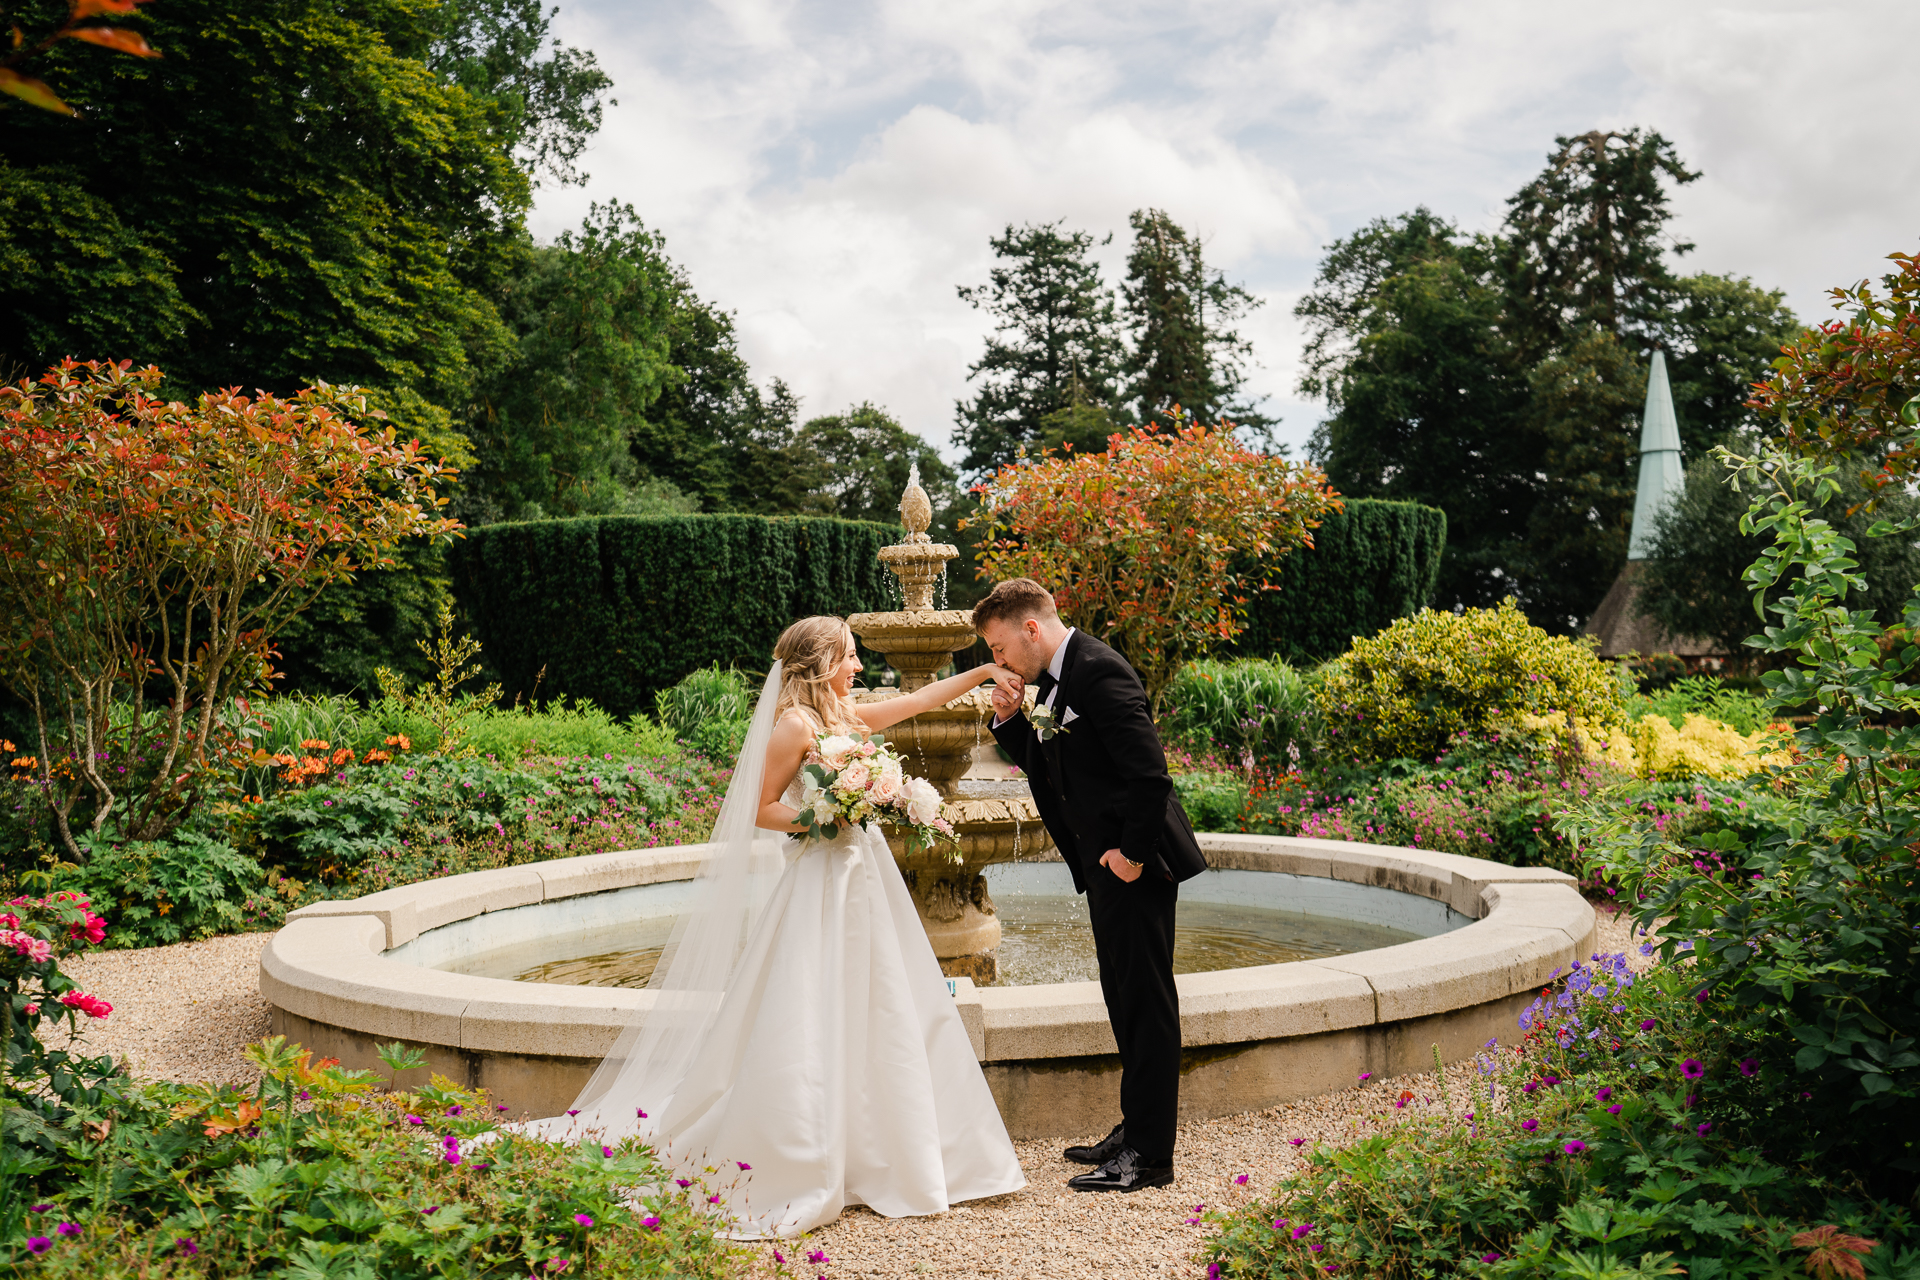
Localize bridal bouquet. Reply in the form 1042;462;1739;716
796;731;959;860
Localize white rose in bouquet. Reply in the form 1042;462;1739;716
838;758;872;793
904;776;943;827
815;735;859;769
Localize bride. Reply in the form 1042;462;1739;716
536;616;1026;1237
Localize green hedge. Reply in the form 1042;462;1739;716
447;514;902;717
1228;498;1446;663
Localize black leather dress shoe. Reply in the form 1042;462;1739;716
1066;1146;1174;1193
1063;1123;1125;1166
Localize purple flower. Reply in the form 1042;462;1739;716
1681;1059;1705;1080
1697;1122;1713;1136
445;1105;462;1117
1272;1219;1289;1231
642;1216;661;1231
26;1239;50;1255
1522;1081;1539;1094
1208;1266;1222;1280
497;1104;510;1112
405;1115;424;1125
547;1261;569;1273
1482;1252;1503;1263
1292;1223;1315;1240
1639;1018;1656;1031
739;1161;752;1171
808;1249;831;1265
1290;1137;1306;1146
1358;1072;1371;1082
423;1207;439;1215
1595;1087;1613;1103
1738;1057;1759;1077
1563;1140;1588;1155
28;1205;50;1214
55;1224;79;1238
1521;1120;1539;1132
298;1090;310;1101
177;1237;198;1255
574;1214;593;1228
675;1178;693;1188
1235;1173;1250;1185
566;1109;580;1117
636;1108;648;1119
1607;1104;1623;1115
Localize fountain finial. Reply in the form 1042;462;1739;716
900;460;933;545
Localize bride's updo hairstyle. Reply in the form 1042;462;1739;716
773;616;862;734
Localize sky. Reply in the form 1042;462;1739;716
530;0;1920;462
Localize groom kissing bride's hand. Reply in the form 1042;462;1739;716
974;577;1207;1193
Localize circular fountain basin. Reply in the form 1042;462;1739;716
411;863;1465;991
260;835;1593;1139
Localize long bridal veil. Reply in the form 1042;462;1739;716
568;661;789;1126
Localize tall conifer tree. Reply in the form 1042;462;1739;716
1120;209;1270;434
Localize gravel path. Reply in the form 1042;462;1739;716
47;908;1649;1277
50;931;275;1088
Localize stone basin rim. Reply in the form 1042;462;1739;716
263;834;1594;1070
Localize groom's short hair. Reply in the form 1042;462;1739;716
972;578;1059;632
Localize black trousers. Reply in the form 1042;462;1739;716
1082;860;1181;1163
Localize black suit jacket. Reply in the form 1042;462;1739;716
989;630;1208;894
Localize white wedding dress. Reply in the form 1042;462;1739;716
534;678;1024;1238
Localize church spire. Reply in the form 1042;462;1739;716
1627;348;1684;560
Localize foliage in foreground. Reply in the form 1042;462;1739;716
3;1034;765;1278
1201;954;1919;1280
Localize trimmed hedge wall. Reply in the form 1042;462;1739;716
447;515;902;718
1227;499;1447;664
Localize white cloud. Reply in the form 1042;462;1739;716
537;0;1920;460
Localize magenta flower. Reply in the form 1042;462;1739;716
642;1216;661;1231
423;1207;439;1215
1563;1140;1588;1155
1521;1081;1539;1094
566;1109;580;1117
1594;1087;1612;1103
445;1105;462;1117
177;1238;198;1255
808;1249;831;1265
1738;1057;1759;1077
547;1261;569;1273
574;1214;593;1228
405;1115;424;1125
1357;1072;1372;1082
1639;1018;1656;1031
1482;1252;1503;1263
603;1146;614;1158
1292;1223;1315;1240
1290;1137;1307;1146
55;1224;79;1238
1208;1266;1222;1280
1521;1119;1539;1132
28;1205;49;1214
1607;1104;1622;1115
675;1178;693;1188
636;1108;648;1118
1235;1173;1250;1185
1272;1219;1289;1230
738;1161;752;1171
26;1239;50;1255
1681;1059;1705;1080
497;1104;511;1112
1697;1121;1713;1136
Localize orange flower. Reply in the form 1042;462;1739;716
10;756;38;771
202;1100;263;1139
330;746;355;766
0;739;13;752
385;734;411;751
363;749;392;764
300;738;330;751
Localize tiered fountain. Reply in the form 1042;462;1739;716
847;468;1052;983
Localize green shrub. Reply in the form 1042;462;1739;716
3;1038;760;1276
1161;657;1318;770
1227;498;1447;663
1201;954;1919;1280
461;702;677;761
1171;768;1249;834
447;513;899;718
1316;599;1622;764
1631;674;1773;735
654;666;754;764
56;833;268;948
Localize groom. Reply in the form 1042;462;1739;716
974;577;1207;1193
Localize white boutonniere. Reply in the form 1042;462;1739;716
1029;702;1070;742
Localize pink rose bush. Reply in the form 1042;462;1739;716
796;731;958;859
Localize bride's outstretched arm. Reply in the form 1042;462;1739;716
854;663;1012;733
756;712;814;832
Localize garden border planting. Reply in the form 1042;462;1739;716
260;835;1593;1138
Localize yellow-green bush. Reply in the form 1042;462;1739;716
1316;600;1622;763
1512;710;1791;779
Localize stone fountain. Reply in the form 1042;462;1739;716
848;467;1053;983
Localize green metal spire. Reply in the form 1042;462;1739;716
1627;349;1683;560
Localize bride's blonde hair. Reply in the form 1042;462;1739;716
774;616;862;734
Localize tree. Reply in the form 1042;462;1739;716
0;361;460;857
795;404;962;543
1637;456;1920;660
1299;210;1534;611
968;419;1342;711
1299;135;1798;630
0;0;608;452
0;0;159;115
464;202;677;523
1120;208;1270;435
953;222;1126;480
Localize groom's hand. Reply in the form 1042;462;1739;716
1100;849;1143;883
990;672;1026;723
